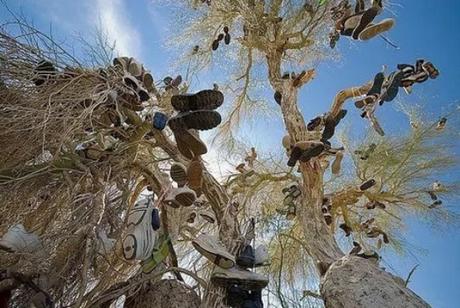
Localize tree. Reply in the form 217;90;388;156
0;1;458;307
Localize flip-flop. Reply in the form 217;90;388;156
192;234;235;268
187;159;203;191
170;163;187;187
358;18;394;40
352;7;380;40
168;110;222;131
171;90;224;112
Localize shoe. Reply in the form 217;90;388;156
224;33;231;45
236;245;256;268
171;75;183;87
141;235;171;273
339;223;352;237
0;224;42;253
170;163;187;187
152;112;168;130
274;91;282;105
241;290;264;308
351;7;380;40
212;39;219;50
123;198;159;261
422;61;440;79
187;212;197;224
192;234;235;268
143;73;155;92
172;90;224;112
128;58;144;77
299;143;325;162
173;186;196;207
331;151;343;175
436;117;447;131
254;245;269;266
358;18;395;40
211;266;269;290
429;200;442;209
286;203;296;220
173;128;208;159
168;110;222;131
33;60;56;86
307;116;322;131
199;212;216;224
380;71;404;103
359;179;376;191
123;75;150;102
151;208;161;231
187;159;203;191
368;72;385;96
281;135;292;150
226;285;250;307
113;56;130;70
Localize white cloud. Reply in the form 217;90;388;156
94;0;142;59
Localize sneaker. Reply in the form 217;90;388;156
128;58;144;77
236;245;256;268
422;61;440;79
168;110;222;131
359;179;376;191
299;142;325;162
349;241;362;255
0;224;42;253
192;234;235;269
226;285;250;307
113;56;130;70
274;91;282;105
143;72;155;92
224;33;231;45
331;151;344;175
241;290;264;308
436;117;447;131
123;198;159;261
142;235;171;273
152;112;168;130
351;7;380;40
211;266;269;290
358;18;395;40
380;71;404;103
173;186;197;207
368;72;385;96
170;163;187;187
187;159;203;192
173;128;208;159
339;223;352;237
172;89;224;112
307;116;323;131
212;39;220;51
33;60;56;86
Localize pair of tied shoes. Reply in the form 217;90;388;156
168;89;224;159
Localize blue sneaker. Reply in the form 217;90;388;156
153;112;168;130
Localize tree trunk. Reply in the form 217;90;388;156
266;53;430;307
321;256;430;308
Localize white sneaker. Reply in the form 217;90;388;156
122;198;159;261
0;224;42;253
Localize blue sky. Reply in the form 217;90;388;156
2;0;459;306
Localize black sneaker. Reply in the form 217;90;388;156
307;116;322;131
368;72;385;96
242;290;263;308
274;91;282;105
212;39;219;51
226;285;250;306
359;179;376;191
380;71;404;103
236;245;256;268
171;90;224;111
299;143;325;162
168;110;222;131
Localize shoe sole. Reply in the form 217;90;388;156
211;274;268;291
360;179;376;191
168;110;222;131
299;144;325;162
359;18;394;41
236;256;256;268
287;146;302;167
171;90;224;112
170;163;187;186
175;190;196;207
352;7;379;40
187;160;203;191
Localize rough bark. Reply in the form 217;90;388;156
124;279;201;308
321;256;431;308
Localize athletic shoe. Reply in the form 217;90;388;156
358;18;394;41
192;234;235;269
236;244;256;268
211;266;269;290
